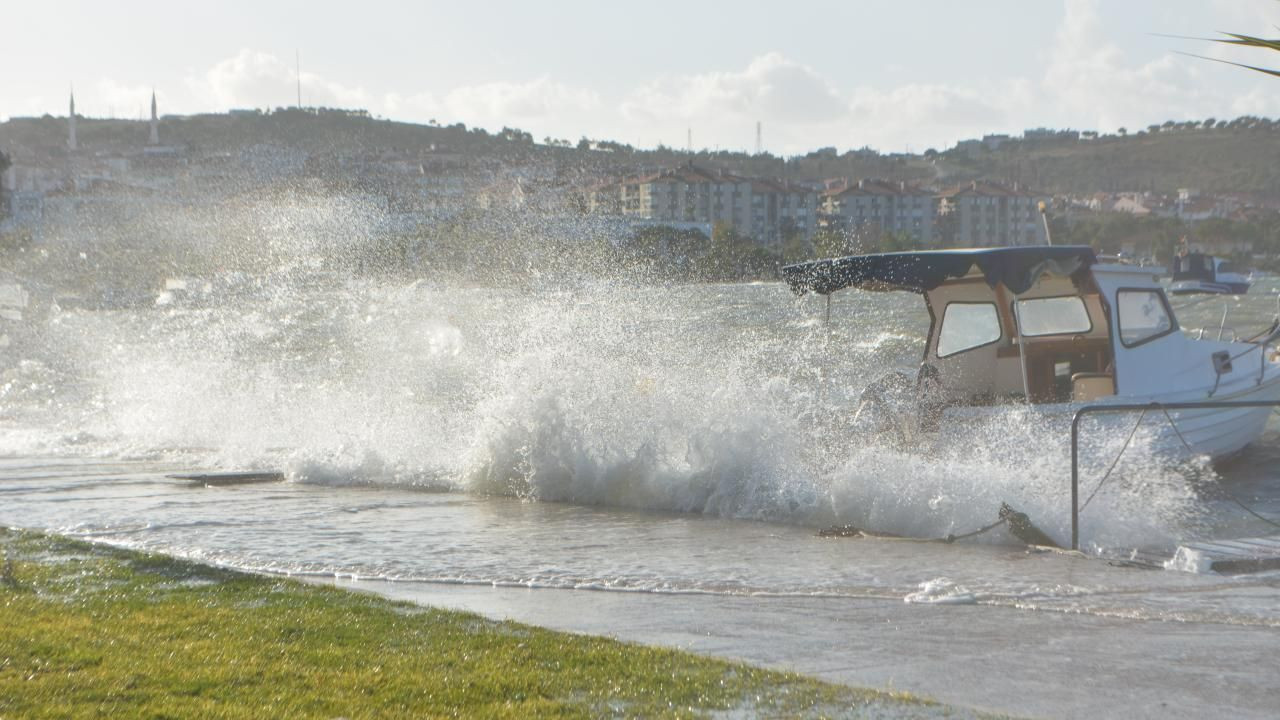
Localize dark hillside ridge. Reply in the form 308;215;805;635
2;109;1278;196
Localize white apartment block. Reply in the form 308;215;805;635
821;179;938;246
937;180;1048;247
590;163;817;247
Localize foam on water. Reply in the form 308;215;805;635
0;265;1245;557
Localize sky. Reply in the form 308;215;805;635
4;0;1280;154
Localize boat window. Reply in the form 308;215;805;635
1117;289;1175;347
937;302;1001;358
1013;296;1092;337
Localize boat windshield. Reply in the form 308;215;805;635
937;302;1001;357
1117;289;1174;346
1014;296;1092;337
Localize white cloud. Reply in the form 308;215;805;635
383;91;441;120
186;49;369;111
95;79;154;118
155;28;1278;157
621;52;844;125
1039;0;1280;132
1041;0;1203;128
443;77;599;125
614;52;1015;152
846;84;1010;151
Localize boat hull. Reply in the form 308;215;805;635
1169;280;1251;296
938;377;1280;462
1070;380;1280;461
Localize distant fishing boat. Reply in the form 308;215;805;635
1169;252;1251;296
783;246;1280;460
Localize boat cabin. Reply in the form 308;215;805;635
783;246;1196;407
1169;252;1251;296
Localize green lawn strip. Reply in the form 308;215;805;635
0;528;974;719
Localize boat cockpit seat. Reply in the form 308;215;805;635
1071;372;1114;402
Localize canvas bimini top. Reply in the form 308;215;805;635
781;246;1098;296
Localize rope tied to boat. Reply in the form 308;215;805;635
1080;407;1148;512
1160;407;1280;533
817;503;1059;547
941;516;1008;544
1081;404;1280;532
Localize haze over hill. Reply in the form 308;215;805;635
4;109;1280;196
2;104;1279;301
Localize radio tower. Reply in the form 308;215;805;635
149;90;159;145
686;127;692;154
295;50;302;108
67;87;77;151
755;121;762;155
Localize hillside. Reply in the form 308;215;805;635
3;110;1279;195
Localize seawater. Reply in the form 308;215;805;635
2;275;1280;626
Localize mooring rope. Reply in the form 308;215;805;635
1158;407;1280;532
941;516;1008;544
817;516;1010;544
1080;408;1148;512
1080;405;1280;531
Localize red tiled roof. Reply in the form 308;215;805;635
823;178;934;198
600;163;812;195
938;180;1040;198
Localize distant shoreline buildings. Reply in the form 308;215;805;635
589;163;1052;248
587;163;817;248
2;102;1277;258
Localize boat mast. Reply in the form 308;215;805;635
1039;201;1053;246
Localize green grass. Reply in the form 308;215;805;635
0;529;962;719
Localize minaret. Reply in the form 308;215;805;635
149;90;159;145
68;88;77;151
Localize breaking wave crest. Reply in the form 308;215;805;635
0;275;1222;553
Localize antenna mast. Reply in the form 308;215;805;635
755;121;762;155
295;50;302;108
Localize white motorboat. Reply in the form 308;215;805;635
1169;252;1251;295
783;246;1280;461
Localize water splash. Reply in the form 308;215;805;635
4;192;1274;556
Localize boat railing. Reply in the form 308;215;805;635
1070;399;1280;550
1193;327;1237;342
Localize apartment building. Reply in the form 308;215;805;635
937;180;1048;247
590;163;817;247
821;178;938;246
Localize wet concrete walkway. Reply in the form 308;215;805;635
318;579;1280;719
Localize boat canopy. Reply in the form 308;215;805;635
782;246;1097;296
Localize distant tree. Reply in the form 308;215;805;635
1117;127;1128;137
779;219;812;263
878;230;918;253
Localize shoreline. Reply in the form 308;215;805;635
306;573;1280;720
0;528;981;719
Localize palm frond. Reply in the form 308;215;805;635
1177;51;1280;78
1215;32;1280;52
